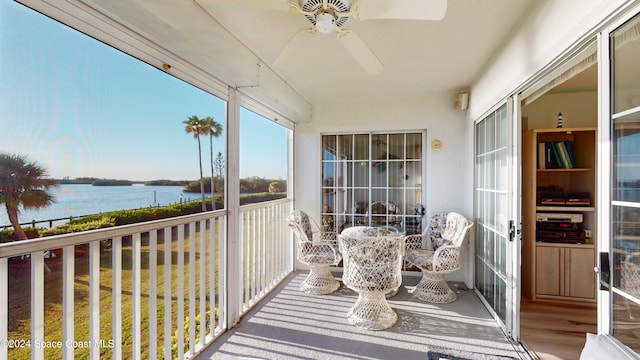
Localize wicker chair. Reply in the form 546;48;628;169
287;210;342;294
403;212;473;303
339;226;404;330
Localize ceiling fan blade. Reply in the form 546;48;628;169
356;0;447;21
197;0;286;13
273;29;312;70
338;31;383;75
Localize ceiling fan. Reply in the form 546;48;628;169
273;0;447;75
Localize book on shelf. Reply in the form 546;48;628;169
538;142;545;169
537;141;574;169
551;142;563;168
563;140;574;167
555;141;574;168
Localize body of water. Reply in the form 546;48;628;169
0;184;194;227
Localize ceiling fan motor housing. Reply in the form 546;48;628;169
300;0;352;28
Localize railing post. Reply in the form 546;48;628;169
31;251;44;359
163;227;172;360
176;225;185;360
217;216;227;331
89;241;100;360
148;230;157;360
199;219;207;349
0;258;7;360
132;233;141;358
62;246;75;360
188;222;196;356
112;237;122;360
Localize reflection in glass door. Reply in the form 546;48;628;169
609;13;640;352
475;104;513;332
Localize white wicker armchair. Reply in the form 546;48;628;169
339;226;404;330
287;210;342;294
404;212;473;303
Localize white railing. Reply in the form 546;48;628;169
238;199;294;314
0;198;294;360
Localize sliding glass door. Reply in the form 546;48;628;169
475;102;521;336
608;12;640;352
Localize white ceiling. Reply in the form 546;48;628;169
198;0;537;103
26;0;545;107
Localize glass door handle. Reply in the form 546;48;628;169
598;252;610;291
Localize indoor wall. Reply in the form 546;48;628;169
523;91;598;130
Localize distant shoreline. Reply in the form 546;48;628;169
56;178;190;186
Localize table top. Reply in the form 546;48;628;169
342;224;406;236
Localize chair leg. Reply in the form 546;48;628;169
347;290;397;330
410;271;457;303
300;264;340;294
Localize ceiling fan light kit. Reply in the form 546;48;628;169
315;12;336;33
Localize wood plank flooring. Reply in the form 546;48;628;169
520;299;597;360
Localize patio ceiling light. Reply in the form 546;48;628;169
315;12;335;34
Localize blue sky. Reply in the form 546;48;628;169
0;1;288;181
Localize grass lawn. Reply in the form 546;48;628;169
7;225;220;359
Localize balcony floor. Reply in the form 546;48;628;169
198;272;530;359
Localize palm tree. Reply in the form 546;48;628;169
201;116;223;210
0;153;58;240
183;115;207;211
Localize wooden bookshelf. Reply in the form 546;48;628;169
522;127;597;302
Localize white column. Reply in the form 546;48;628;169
226;86;242;326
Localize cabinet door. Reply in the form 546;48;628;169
565;248;596;299
536;246;562;296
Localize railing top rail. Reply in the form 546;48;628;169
0;209;227;259
239;197;292;212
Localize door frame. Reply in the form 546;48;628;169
510;94;523;340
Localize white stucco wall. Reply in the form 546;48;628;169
294;93;474;280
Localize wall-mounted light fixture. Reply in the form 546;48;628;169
454;92;469;110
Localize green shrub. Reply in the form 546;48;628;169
68;201;203;227
239;192;286;205
40;216;116;237
169;309;218;358
0;227;41;243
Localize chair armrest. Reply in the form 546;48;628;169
432;245;461;272
300;240;341;263
404;234;424;251
318;241;341;261
318;231;337;241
